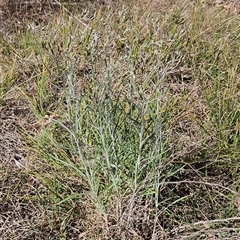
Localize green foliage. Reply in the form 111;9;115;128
2;0;240;238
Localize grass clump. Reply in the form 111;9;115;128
1;0;240;239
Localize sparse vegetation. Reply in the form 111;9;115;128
1;0;240;239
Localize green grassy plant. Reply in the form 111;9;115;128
1;0;240;239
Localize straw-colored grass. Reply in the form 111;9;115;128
1;0;240;239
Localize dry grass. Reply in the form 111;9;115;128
1;0;240;239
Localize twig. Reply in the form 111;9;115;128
170;217;240;234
